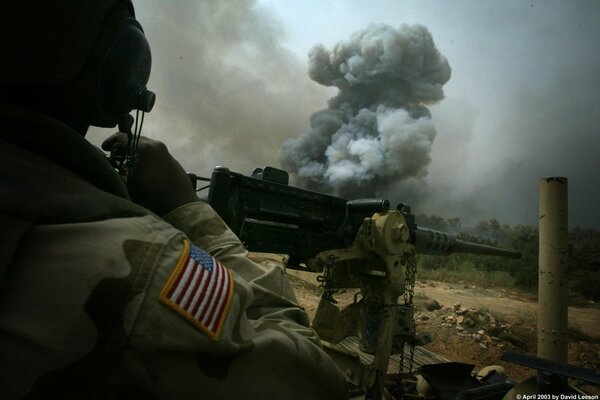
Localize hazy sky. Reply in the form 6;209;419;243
88;0;600;229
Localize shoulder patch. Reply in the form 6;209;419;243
159;240;234;340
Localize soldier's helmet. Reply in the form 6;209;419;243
0;0;155;129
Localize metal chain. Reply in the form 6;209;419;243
405;255;418;373
317;255;338;304
403;255;417;304
395;255;418;399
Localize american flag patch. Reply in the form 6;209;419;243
159;240;234;340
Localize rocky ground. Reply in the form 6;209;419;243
286;271;600;394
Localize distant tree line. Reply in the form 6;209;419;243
415;214;600;301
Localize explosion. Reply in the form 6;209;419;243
280;24;450;198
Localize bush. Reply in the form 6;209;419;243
570;270;600;301
416;258;515;288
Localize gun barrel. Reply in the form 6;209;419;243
414;228;521;258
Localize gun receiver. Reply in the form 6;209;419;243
208;166;388;269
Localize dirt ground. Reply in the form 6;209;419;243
285;269;600;394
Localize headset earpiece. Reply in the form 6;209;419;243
92;17;155;127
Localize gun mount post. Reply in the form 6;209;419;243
537;177;568;392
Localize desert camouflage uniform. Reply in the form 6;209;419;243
0;104;348;399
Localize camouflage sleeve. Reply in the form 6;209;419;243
0;204;347;399
162;201;321;345
113;202;349;399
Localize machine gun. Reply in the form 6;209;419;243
199;166;521;400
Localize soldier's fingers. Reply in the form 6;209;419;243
101;131;129;151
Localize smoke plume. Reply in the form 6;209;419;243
280;24;450;198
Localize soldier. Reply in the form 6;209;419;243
0;1;348;399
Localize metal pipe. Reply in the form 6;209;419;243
538;177;568;364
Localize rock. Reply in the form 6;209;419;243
425;300;442;311
488;325;502;336
477;329;485;335
456;315;465;324
415;333;433;346
420;315;430;321
453;303;461;311
456;307;468;316
463;317;476;327
472;334;482;341
479;342;488;349
456;325;465;331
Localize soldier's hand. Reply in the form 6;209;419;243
102;132;198;215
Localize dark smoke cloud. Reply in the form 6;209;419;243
280;24;450;198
